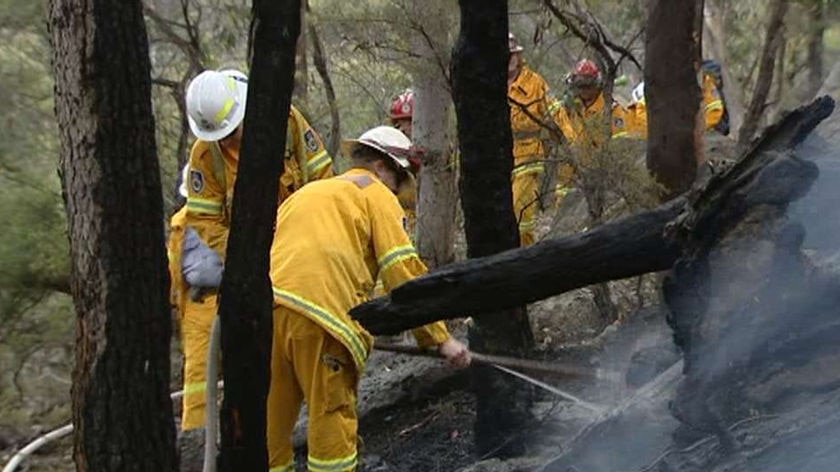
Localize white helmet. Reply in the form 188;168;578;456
508;32;524;53
177;163;190;198
186;69;248;141
632;82;646;105
341;126;412;169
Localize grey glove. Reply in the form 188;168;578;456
182;227;224;288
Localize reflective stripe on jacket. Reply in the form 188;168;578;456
269;169;450;373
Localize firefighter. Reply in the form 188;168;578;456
266;125;470;472
553;59;633;194
508;32;562;246
387;89;421;237
626;81;649;139
701;59;729;135
174;68;334;433
554;59;632;145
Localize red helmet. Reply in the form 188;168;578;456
389;89;414;120
568;59;602;87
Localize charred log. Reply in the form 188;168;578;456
353;200;683;336
663;97;840;447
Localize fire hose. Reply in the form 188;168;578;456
3;317;612;472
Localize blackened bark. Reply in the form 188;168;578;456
48;1;177;471
216;1;299;471
737;0;789;148
645;0;704;198
451;0;534;457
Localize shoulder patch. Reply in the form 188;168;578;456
614;117;625;128
189;169;205;193
304;129;319;152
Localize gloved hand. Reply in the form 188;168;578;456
182;227;224;288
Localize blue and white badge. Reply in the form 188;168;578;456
190;169;205;193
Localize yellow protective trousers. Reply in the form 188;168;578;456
511;164;543;247
267;306;359;472
180;293;218;431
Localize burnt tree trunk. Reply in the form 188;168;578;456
451;0;535;457
217;1;299;471
645;0;704;198
738;0;789;148
48;1;177;470
664;96;835;449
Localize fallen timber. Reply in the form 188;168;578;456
351;96;835;336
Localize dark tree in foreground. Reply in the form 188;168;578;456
645;0;704;198
217;1;300;470
451;0;535;457
48;0;177;470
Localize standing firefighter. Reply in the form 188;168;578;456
553;59;633;195
266;126;470;472
701;59;729;135
171;68;334;435
508;32;562;246
387;89;422;236
554;59;632;145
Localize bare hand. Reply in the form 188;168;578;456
438;338;471;369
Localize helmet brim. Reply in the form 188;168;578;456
188;79;248;142
341;138;411;169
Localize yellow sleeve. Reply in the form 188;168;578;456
185;142;229;257
167;207;188;312
368;186;450;348
703;75;724;130
289;106;334;183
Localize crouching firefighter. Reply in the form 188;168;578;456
266;126;471;472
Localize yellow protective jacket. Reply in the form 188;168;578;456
269;168;450;373
185;105;333;258
703;73;725;131
554;92;632;145
509;66;561;176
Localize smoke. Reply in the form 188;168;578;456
528;113;840;472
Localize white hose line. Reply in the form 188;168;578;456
1;388;197;472
1;424;74;472
202;315;222;472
